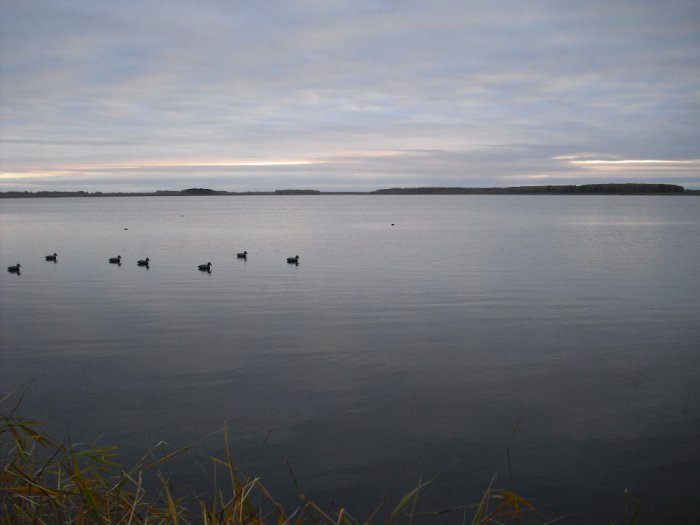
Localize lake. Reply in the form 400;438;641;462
1;195;699;523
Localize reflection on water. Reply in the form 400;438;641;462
1;195;699;522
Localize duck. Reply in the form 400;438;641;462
237;251;248;259
109;255;122;264
137;257;150;266
286;255;300;264
45;253;58;261
198;262;212;271
7;263;21;273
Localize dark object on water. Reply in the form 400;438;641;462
137;258;150;267
286;255;300;264
109;255;122;264
391;223;395;226
198;262;212;272
237;251;248;259
7;263;21;273
45;253;57;261
124;228;128;230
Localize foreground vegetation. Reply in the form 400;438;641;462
1;394;642;524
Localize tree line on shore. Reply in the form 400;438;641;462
1;183;696;198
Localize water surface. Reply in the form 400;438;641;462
1;195;699;523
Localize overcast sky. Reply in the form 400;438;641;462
1;0;699;192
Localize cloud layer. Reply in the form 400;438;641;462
2;0;699;191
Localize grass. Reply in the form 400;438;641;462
1;389;656;525
0;394;545;525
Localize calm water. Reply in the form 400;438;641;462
1;195;699;523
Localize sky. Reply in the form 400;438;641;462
1;0;699;192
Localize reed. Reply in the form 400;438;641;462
1;399;538;524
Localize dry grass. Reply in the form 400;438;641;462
1;394;541;524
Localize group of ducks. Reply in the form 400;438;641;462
197;253;300;272
6;251;301;275
107;255;150;267
6;253;57;273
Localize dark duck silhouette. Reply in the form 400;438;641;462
286;255;300;264
198;262;212;272
7;263;21;273
109;255;122;264
237;251;248;259
45;253;57;261
137;257;150;267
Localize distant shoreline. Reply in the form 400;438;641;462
1;183;698;198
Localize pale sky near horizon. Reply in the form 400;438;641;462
1;0;699;192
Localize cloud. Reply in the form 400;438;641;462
1;0;699;190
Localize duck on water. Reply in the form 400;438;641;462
137;258;150;267
287;255;300;264
45;253;57;262
198;262;212;272
109;255;122;264
237;251;248;259
7;263;21;274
